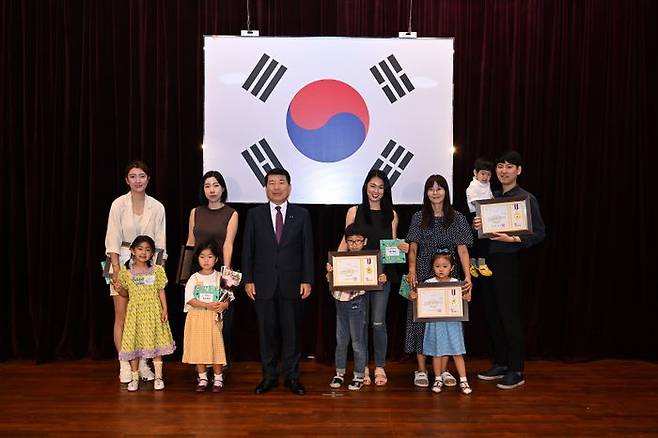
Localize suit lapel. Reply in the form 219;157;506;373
263;204;278;245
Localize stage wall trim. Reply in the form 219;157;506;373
203;36;454;204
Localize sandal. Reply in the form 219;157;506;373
432;378;443;393
329;374;344;389
414;370;429;387
460;380;472;394
374;367;387;386
441;371;457;387
363;367;371;385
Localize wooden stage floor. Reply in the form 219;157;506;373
1;359;657;437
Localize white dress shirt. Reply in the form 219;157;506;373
269;200;288;234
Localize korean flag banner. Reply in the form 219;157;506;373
203;36;454;204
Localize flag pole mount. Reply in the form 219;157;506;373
398;31;417;39
241;30;259;37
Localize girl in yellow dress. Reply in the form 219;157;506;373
182;241;231;392
117;235;176;391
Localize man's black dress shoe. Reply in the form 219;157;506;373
254;380;277;394
284;379;306;395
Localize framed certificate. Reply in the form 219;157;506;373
475;196;533;239
413;281;469;322
328;250;382;291
379;239;406;264
175;245;195;285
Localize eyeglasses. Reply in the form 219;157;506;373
346;239;365;245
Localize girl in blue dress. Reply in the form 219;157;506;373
416;252;472;394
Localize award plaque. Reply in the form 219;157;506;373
379;239;406;264
475;196;533;239
412;281;469;322
328;250;382;291
175;245;195;285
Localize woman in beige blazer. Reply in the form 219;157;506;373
105;160;166;383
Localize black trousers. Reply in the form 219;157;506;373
222;304;234;366
254;293;302;381
480;252;524;372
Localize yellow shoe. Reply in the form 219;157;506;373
478;264;493;276
469;264;479;278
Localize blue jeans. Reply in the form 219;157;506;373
335;294;367;378
365;281;391;368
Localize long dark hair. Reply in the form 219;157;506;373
421;174;455;228
199;170;228;205
125;235;156;268
359;169;394;224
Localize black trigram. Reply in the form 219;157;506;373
371;140;414;186
370;54;415;103
241;139;284;186
242;53;287;102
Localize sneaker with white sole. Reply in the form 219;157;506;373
154;378;165;391
441;371;457;387
139;360;155;381
496;371;525;390
329;374;344;389
348;377;364;391
431;378;443;393
414;370;429;387
477;365;507;381
127;379;139;392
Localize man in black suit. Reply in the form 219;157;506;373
242;168;314;395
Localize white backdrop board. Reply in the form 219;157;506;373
203;36;454;204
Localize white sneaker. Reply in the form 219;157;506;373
139;359;155;381
441;371;457;387
127;379;139;392
154;378;165;391
119;360;132;384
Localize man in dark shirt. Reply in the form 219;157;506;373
474;150;545;389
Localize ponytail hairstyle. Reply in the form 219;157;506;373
360;169;394;224
125;235;156;268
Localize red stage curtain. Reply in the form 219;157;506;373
1;0;656;362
